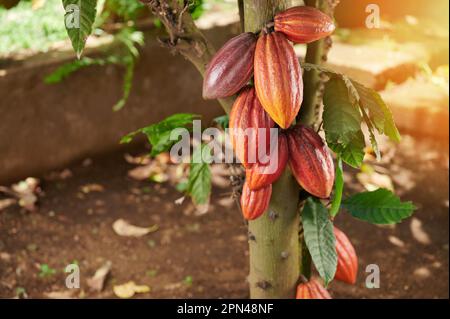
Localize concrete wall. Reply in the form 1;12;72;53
0;26;237;184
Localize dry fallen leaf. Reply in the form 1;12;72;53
0;178;40;212
80;184;105;194
0;199;17;212
112;219;158;237
113;281;150;298
44;290;77;299
124;153;151;165
410;218;432;245
388;236;406;248
87;261;112;292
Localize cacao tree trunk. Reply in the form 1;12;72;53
244;0;301;299
244;0;333;298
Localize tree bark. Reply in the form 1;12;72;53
243;0;302;299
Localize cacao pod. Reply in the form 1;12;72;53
287;125;334;198
203;33;257;99
254;31;303;129
229;87;275;168
245;133;288;190
274;6;335;44
296;278;332;299
334;226;358;284
240;182;272;220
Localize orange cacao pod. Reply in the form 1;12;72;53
254;31;303;129
245;133;288;190
203;33;257;99
296;278;332;299
229;87;275;168
274;6;335;44
287;125;334;198
240;182;272;220
334;226;358;284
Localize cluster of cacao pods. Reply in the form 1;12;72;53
296;227;358;299
203;6;335;221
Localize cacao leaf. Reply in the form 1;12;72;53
62;0;97;58
329;157;344;217
213;115;229;129
323;76;365;168
120;113;200;157
302;198;337;286
187;144;212;205
351;80;401;143
342;188;416;225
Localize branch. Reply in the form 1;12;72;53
143;0;234;113
298;0;339;127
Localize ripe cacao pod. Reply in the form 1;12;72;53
203;33;257;99
254;31;303;129
240;182;272;220
287;125;334;198
274;6;336;44
229;87;275;168
334;226;358;284
245;133;288;190
296;278;332;299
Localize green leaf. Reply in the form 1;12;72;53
44;55;121;84
187;144;212;205
213;115;229;129
323;77;362;144
323;77;365;168
121;113;200;156
342;189;416;225
329;158;344;217
351;81;401;142
302;198;337;285
62;0;98;58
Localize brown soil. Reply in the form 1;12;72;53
0;135;448;299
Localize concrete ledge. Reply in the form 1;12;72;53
0;25;238;184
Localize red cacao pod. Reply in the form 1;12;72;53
334;226;358;284
240;182;272;220
287;125;334;198
229;87;275;168
245;133;288;190
274;6;335;44
203;33;257;99
254;31;303;129
296;278;332;299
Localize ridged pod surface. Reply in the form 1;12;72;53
254;32;303;129
334;226;358;284
274;6;335;44
245;133;288;190
229;87;275;168
296;278;332;299
240;182;272;221
287;125;334;198
203;33;257;99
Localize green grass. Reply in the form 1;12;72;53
0;0;67;56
